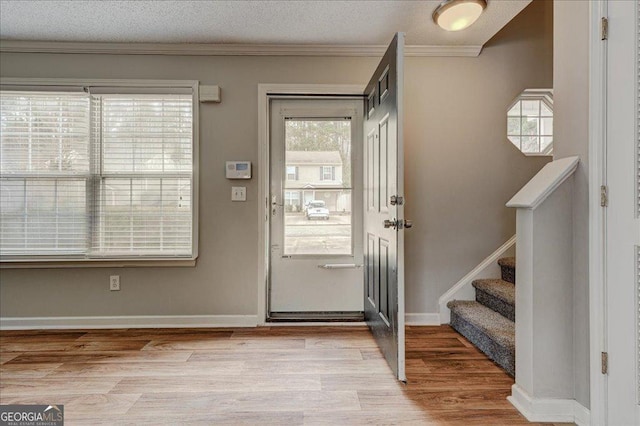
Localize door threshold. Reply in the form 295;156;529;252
267;321;368;327
267;311;364;322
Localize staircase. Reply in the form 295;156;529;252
447;257;516;376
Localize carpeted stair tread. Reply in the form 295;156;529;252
472;279;515;305
447;300;515;376
446;300;515;350
497;257;516;269
472;279;515;321
497;257;516;284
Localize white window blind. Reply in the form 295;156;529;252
0;91;90;256
93;94;193;257
0;87;195;261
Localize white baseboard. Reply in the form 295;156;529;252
0;315;258;330
573;401;591;426
508;384;591;426
0;314;444;329
438;235;516;324
405;313;440;326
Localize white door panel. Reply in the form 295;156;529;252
605;1;640;424
269;99;364;314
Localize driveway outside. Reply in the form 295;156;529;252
284;213;351;255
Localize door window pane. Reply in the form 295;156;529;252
283;119;352;255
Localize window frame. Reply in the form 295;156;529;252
0;78;200;267
320;165;335;181
286;165;298;181
284;190;300;206
506;88;554;157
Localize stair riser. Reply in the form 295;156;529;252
450;311;515;377
476;290;515;322
500;265;515;284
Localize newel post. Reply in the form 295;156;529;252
506;156;579;419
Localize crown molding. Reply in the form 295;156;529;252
0;40;483;57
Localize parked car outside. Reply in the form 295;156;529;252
305;200;330;220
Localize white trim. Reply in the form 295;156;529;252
259;83;364;96
257;85;269;326
192;80;201;262
574;401;593;426
588;1;607;425
0;315;258;330
508;384;591;426
0;40;483;57
0;260;196;268
506;156;580;209
0;77;197;88
405;313;440;326
438;235;516;324
257;84;365;326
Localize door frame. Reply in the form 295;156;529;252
585;0;638;423
257;84;364;325
588;0;607;423
589;1;640;423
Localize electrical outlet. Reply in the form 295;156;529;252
109;275;120;291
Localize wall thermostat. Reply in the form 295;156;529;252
226;161;251;179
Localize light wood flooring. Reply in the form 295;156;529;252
0;325;572;425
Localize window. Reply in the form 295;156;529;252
286;165;298;180
320;165;335;181
1;92;90;256
0;82;197;261
284;191;300;206
507;89;553;156
284;119;352;256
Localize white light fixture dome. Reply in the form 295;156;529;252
433;0;487;32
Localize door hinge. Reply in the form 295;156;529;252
600;185;608;207
601;351;608;374
601;17;608;40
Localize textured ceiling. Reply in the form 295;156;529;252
0;0;531;46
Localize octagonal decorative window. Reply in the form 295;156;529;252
507;89;553;156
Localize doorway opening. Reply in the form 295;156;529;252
257;31;406;383
267;97;364;322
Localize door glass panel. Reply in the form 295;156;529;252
284;119;352;255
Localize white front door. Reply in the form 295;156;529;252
605;1;640;424
268;98;364;318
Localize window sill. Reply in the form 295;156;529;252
523;152;554;157
0;259;197;269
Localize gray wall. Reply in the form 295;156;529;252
404;0;552;312
0;1;552;318
553;0;590;409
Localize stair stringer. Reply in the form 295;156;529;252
438;235;516;324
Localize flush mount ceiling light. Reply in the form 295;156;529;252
433;0;488;32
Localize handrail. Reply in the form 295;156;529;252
438;234;516;324
506;156;580;209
